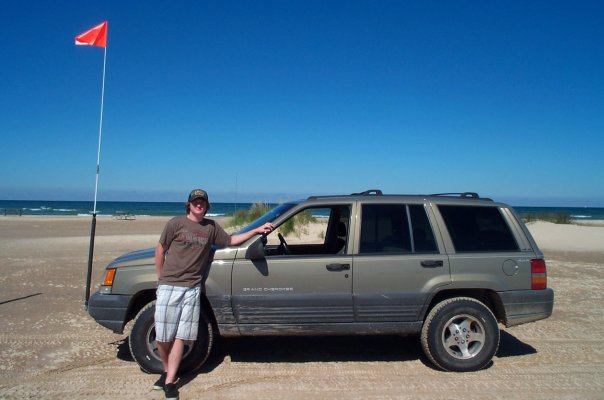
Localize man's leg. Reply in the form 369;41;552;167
157;340;173;375
158;338;185;384
160;285;200;384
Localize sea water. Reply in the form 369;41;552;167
0;200;262;218
1;200;604;220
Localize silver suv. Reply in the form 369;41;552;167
88;190;554;372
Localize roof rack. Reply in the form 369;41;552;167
351;189;383;196
308;189;383;200
430;192;479;198
429;192;492;201
307;190;492;201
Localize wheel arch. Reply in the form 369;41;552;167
423;289;506;324
124;289;156;330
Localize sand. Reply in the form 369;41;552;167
0;216;603;399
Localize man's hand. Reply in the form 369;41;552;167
255;222;275;235
230;222;275;246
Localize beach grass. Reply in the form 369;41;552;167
279;209;316;237
521;212;572;224
226;202;316;237
226;202;273;230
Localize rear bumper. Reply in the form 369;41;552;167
497;288;554;327
88;292;132;334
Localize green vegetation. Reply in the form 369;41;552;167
226;204;317;237
279;210;316;237
226;202;272;229
522;212;572;224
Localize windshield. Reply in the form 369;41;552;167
235;203;298;234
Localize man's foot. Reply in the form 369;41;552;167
164;383;179;400
153;372;167;390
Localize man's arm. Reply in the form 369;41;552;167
229;222;274;246
155;242;167;280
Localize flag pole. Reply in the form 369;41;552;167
85;45;107;310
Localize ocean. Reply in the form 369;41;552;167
0;200;259;218
1;200;604;221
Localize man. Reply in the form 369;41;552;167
154;189;273;400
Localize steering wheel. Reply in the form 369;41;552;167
277;233;291;255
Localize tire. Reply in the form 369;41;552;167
128;301;214;374
420;297;499;372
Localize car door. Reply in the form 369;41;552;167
352;203;451;323
231;204;355;329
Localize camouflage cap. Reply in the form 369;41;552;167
188;189;210;207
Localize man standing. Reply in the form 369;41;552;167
154;189;273;400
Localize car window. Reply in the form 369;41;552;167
438;205;519;252
360;204;438;254
409;204;438;253
235;203;297;234
265;205;351;256
360;204;411;253
360;204;411;254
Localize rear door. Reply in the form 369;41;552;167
352;203;451;322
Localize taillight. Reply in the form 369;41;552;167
531;259;547;290
103;268;117;286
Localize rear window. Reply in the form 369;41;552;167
438;205;519;252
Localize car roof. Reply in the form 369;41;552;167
301;190;506;207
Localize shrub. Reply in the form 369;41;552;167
552;213;572;224
226;204;317;237
521;212;571;224
226;202;272;228
279;210;316;237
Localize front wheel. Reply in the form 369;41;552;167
128;301;214;374
420;297;499;372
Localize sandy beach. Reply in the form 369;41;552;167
0;215;603;399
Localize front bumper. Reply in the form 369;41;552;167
88;292;132;334
497;288;554;327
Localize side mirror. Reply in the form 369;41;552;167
245;237;266;260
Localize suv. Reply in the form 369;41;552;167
88;190;554;372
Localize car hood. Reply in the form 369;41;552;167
108;247;155;267
108;245;234;268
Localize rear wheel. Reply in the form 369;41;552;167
129;301;214;374
421;297;499;372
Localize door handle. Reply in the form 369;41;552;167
326;263;351;271
420;260;444;268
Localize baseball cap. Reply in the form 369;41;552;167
188;189;210;209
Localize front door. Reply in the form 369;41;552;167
232;205;354;328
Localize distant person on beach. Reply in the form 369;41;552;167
153;188;274;399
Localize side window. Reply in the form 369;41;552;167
265;205;351;256
359;204;439;254
409;205;438;253
438;205;519;252
360;204;411;254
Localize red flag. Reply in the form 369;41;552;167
75;22;108;47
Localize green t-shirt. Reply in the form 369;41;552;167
158;215;231;287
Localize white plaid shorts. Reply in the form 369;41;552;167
154;284;201;342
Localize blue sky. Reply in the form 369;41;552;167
1;1;602;206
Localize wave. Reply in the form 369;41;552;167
26;207;78;212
